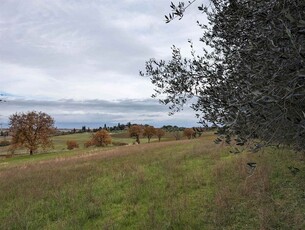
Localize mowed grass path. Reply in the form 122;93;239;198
1;132;305;229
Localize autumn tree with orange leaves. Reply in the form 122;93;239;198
9;111;55;155
143;125;156;143
91;130;112;147
184;128;195;139
155;128;165;142
129;125;142;144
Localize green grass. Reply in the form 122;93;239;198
0;132;305;229
0;131;172;167
0;131;171;158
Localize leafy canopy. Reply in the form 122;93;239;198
129;125;143;144
91;130;112;147
9;111;55;154
142;0;305;151
143;125;156;143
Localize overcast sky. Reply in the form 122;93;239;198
0;0;207;128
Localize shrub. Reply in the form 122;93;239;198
112;141;128;146
0;140;10;147
66;140;79;150
84;140;93;148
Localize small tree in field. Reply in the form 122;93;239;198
129;125;142;144
184;128;195;139
9;111;55;155
143;125;156;143
155;128;165;142
91;130;112;147
172;131;182;140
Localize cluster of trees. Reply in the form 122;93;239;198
58;123;132;135
67;130;112;150
128;125;166;144
128;125;204;143
142;0;305;151
91;123;128;132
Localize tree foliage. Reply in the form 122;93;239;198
184;128;195;139
155;128;166;142
91;130;112;147
129;125;143;144
142;0;305;151
9;111;55;155
143;125;156;143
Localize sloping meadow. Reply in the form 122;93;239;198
0;133;304;229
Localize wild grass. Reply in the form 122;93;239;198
0;131;172;157
0;132;304;229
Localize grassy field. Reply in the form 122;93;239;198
0;132;305;229
0;131;172;157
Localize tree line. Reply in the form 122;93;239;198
4;111;205;155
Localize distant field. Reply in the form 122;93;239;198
0;132;304;229
0;131;173;157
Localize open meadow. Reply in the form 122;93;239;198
0;132;305;229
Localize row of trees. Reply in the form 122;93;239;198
128;125;202;143
129;125;165;144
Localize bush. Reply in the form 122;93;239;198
0;140;10;147
84;140;93;148
112;141;128;146
66;140;79;150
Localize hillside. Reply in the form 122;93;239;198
0;132;304;229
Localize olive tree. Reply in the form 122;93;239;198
142;0;305;151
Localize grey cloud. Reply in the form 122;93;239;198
2;98;168;113
0;0;156;77
0;98;199;128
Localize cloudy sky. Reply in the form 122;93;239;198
0;0;207;128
